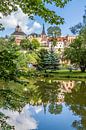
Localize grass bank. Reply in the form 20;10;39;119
40;70;86;79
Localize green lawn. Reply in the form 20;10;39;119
43;70;86;79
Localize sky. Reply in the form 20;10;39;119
0;0;86;37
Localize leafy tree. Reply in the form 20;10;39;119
70;7;86;35
31;38;40;50
47;26;61;37
20;38;40;51
0;38;19;80
64;35;86;72
70;23;83;35
26;52;38;64
17;52;28;70
20;38;32;50
0;0;70;30
47;26;61;50
37;49;60;71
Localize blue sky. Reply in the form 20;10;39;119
0;0;86;37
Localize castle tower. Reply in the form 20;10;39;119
15;25;22;32
11;25;26;45
83;6;86;26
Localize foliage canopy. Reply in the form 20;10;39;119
0;0;71;25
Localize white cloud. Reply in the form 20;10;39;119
0;105;38;130
28;105;43;114
0;7;42;34
29;22;41;34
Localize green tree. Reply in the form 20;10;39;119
37;49;48;70
70;23;83;35
31;38;40;50
0;38;19;80
47;26;61;50
47;26;61;37
37;49;59;71
20;38;32;50
64;36;86;72
17;52;28;71
0;0;70;30
20;38;40;51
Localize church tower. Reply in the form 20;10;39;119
42;24;46;35
41;24;46;37
41;24;48;47
83;6;86;26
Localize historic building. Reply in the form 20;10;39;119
11;24;76;50
48;35;76;52
28;24;49;47
11;25;26;45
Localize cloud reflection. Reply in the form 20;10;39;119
0;104;38;130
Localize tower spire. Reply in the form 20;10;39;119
42;24;46;35
83;6;86;26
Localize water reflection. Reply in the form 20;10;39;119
0;105;37;130
0;79;86;130
65;81;86;130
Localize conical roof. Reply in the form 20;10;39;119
12;25;26;36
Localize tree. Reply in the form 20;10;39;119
47;26;61;37
31;38;40;50
70;23;83;35
37;49;49;70
0;38;19;80
20;39;32;50
70;7;86;35
64;35;86;72
37;49;60;71
47;26;61;50
20;38;40;51
0;0;70;29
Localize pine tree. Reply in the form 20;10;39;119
37;49;60;71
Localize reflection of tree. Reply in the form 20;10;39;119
34;79;63;114
49;103;62;115
0;78;63;129
65;81;86;130
0;80;31;130
0;81;28;111
0;112;14;129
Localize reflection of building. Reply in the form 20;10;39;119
11;25;26;45
57;80;75;103
62;80;75;93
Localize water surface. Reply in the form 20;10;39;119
0;78;86;130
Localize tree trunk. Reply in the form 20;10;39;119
80;65;85;72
